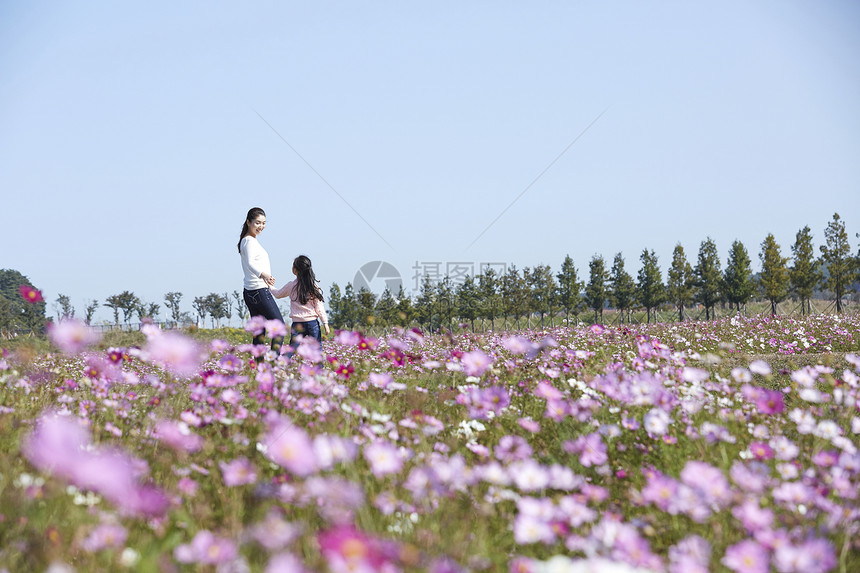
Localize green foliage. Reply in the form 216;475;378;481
164;292;184;323
667;244;694;322
556;255;583;323
819;212;855;313
790;226;818;315
635;249;664;324
0;269;47;333
609;253;635;324
529;264;556;328
478;268;500;330
723;240;755;312
694;237;722;320
375;287;398;327
54;294;74;322
584;255;608;323
455;276;480;330
759;233;790;315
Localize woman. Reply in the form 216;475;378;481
238;207;284;351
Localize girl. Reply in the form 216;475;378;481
271;255;330;347
238;207;284;351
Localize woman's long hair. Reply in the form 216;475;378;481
238;207;266;253
291;255;324;304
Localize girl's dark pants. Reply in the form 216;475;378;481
290;319;321;349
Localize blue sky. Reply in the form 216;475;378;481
2;1;859;324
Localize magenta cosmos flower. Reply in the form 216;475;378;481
19;284;43;303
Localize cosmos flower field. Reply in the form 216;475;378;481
1;312;859;572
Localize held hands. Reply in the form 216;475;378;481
261;273;276;287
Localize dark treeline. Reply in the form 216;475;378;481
328;213;860;332
2;213;858;336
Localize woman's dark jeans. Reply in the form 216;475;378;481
243;287;284;352
290;319;321;349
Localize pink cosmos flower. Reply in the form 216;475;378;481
363;442;404;477
219;457;257;487
722;540;769;573
518;417;541;433
461;349;494;376
513;513;555;544
318;526;393;571
144;330;203;379
334;330;361;345
244;315;266;336
48;319;101;354
266;553;308;573
643;408;670;436
153;420;204;453
250;510;300;551
174;530;238;565
296;337;323;363
81;523;127;552
756;390;785;415
24;412;168;517
749;442;774;461
19;284;43;303
749;360;772;376
502;335;535;355
263;419;318;476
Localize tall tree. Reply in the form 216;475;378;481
723;240;755;313
192;296;208;327
819;213;855;313
375;287;397;328
435;276;455;331
759;234;789;315
232;291;247;322
395;285;414;327
790;226;817;315
103;294;123;326
356;287;377;330
328;283;345;329
584;255;608;323
609;253;635;324
204;293;228;327
694;237;722;320
54;294;75;321
636;249;664;324
414;275;436;331
509;267;530;329
164;292;184;324
556;255;583;325
84;299;99;326
478;268;500;331
667;244;694;322
223;292;233;326
341;283;358;329
530;264;557;328
456;276;480;331
500;265;520;330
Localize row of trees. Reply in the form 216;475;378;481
50;291;253;329
327;213;859;331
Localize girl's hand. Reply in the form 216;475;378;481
323;324;330;335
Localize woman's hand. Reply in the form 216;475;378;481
261;273;276;287
323;324;330;336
